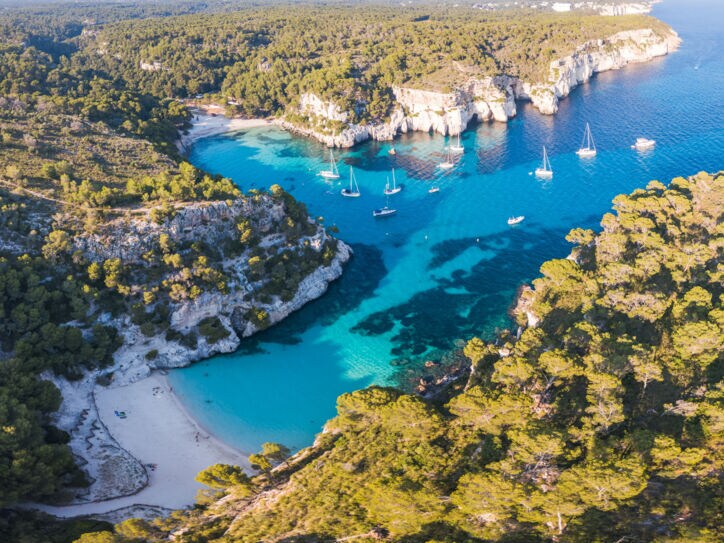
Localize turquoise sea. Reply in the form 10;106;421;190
170;0;724;454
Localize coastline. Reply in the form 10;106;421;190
33;240;352;520
177;109;273;152
37;372;249;519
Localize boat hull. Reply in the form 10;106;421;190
535;168;553;179
320;172;340;179
373;208;397;217
384;186;403;195
576;149;597;158
341;189;360;198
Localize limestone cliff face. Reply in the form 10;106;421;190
521;28;681;115
282;27;678;148
285;77;517;148
72;196;351;384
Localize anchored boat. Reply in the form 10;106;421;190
449;133;464;154
373;195;396;217
576;123;597;158
320;149;340;179
384;169;403;195
507;215;525;225
341;167;361;197
632;137;656;150
535;145;553;179
439;147;455;169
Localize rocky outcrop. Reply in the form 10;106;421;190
281;27;678;148
49;196;351;505
71;197;352;385
520;28;681;115
286;77;517;148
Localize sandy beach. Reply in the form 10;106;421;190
38;373;249;518
177;108;273;152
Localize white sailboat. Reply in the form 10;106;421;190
373;195;397;217
341;167;361;198
320;149;340;179
576;123;597;158
438;147;455;169
449;133;464;153
535;146;553;179
384;168;403;195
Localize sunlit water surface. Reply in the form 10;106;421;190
170;0;724;453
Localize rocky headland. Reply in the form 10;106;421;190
45;194;350;508
279;27;680;148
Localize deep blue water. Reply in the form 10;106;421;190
170;0;724;454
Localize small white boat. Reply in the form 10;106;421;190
384;169;403;195
449;133;464;154
373;195;396;217
507;215;525;225
373;206;397;217
535;145;553;179
388;147;396;156
320;150;340;179
576;123;597;158
632;137;656;150
438;147;455;169
428;187;440;194
341;167;361;198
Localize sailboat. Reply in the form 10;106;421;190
341;167;361;198
534;146;553;179
373;195;397;217
449;133;464;153
438;147;455;169
384;168;403;195
320;149;340;179
576;123;597;158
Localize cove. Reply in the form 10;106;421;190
170;0;724;454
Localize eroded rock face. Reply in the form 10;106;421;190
286;76;517;148
282;27;679;147
523;28;681;115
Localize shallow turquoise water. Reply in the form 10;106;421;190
170;0;724;453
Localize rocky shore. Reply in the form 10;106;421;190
41;197;351;514
279;27;680;148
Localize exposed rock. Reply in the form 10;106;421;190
279;27;679;148
52;195;352;504
522;28;681;115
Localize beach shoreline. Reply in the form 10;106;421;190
177;107;273;152
37;372;250;519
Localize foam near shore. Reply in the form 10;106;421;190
37;372;249;518
177;108;272;152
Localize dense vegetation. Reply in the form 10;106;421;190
73;5;672;122
0;1;340;527
78;171;723;543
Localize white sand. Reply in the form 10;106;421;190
39;373;249;518
177;111;272;151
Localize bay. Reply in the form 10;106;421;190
169;0;724;453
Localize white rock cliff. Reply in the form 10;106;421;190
282;27;679;148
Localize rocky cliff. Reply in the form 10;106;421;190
520;28;681;115
281;27;679;148
50;195;351;504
